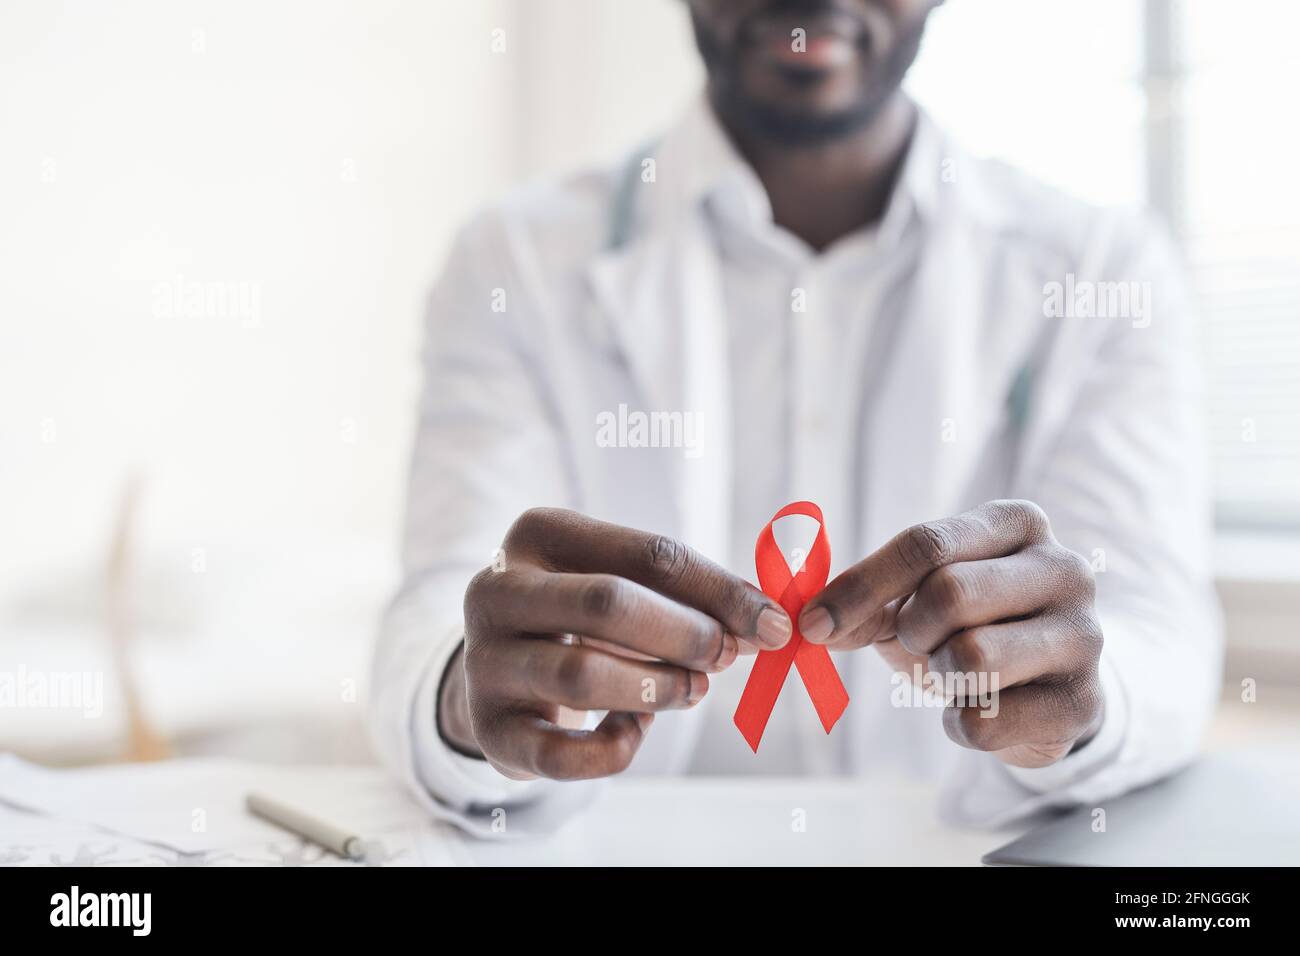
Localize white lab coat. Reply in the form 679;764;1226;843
370;98;1223;837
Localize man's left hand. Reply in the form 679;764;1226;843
798;499;1105;768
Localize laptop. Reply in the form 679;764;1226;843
983;751;1300;866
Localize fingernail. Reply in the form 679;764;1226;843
687;672;709;706
711;633;739;672
800;606;834;643
633;712;655;733
756;606;792;648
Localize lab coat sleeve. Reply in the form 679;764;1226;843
942;214;1224;828
369;212;597;836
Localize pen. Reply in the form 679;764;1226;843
245;792;368;861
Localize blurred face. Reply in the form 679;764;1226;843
688;0;941;145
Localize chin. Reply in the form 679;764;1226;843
731;99;880;146
723;56;880;139
719;76;887;145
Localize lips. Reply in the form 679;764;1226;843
744;10;868;70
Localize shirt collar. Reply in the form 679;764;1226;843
659;92;943;250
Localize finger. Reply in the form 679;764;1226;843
489;709;653;781
800;499;1052;644
480;568;739;672
820;598;903;651
490;638;707;712
872;635;928;675
927;614;1104;691
504;508;791;648
893;548;1081;656
941;677;1103;761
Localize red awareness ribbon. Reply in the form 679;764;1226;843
733;501;850;752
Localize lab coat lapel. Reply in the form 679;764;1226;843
584;187;734;568
586;232;686;423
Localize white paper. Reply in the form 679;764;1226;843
0;754;470;866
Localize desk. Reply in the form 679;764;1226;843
0;758;1019;866
473;778;1016;866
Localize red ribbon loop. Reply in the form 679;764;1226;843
733;501;850;752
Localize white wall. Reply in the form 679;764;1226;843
509;0;702;177
0;0;521;580
0;0;527;757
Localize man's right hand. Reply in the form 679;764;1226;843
440;508;793;781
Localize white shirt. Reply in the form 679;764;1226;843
369;96;1223;836
700;110;925;778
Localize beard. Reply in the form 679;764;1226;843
691;1;929;147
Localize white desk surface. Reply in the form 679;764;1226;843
474;777;1017;866
0;757;1020;866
